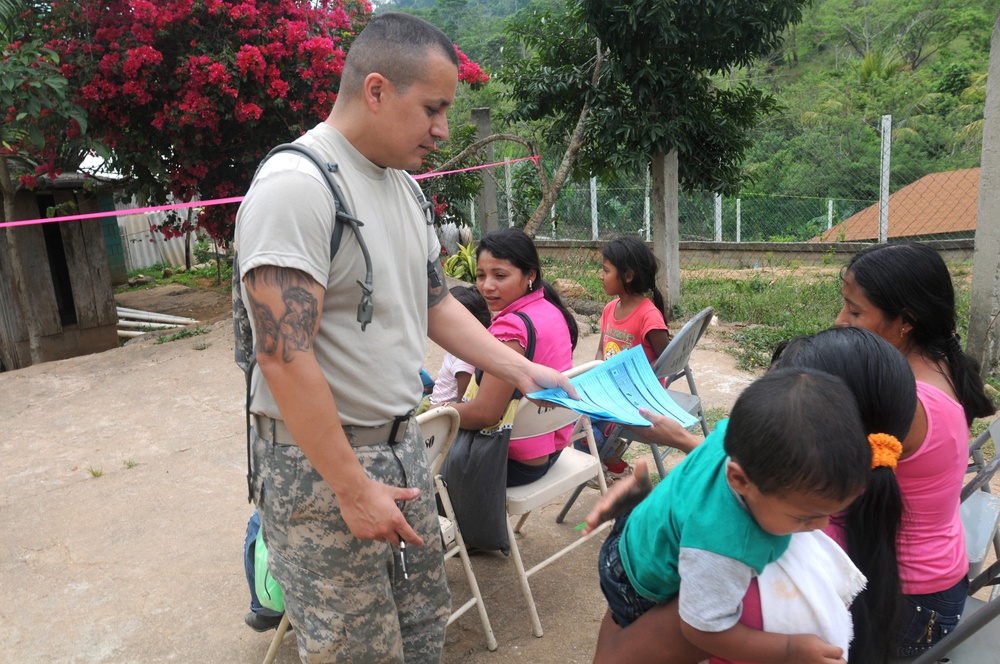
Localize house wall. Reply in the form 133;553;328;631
0;190;119;370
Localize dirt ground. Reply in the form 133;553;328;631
5;282;996;662
1;283;757;663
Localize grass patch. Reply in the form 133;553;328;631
87;466;103;478
156;325;210;344
543;257;607;302
703;406;729;428
123;459;139;469
970;418;996;459
681;273;843;370
116;261;232;295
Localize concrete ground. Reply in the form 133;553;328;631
1;305;755;663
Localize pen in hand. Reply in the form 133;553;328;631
398;540;409;580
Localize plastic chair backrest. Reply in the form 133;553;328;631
417;406;461;477
652;307;714;381
510;360;602;440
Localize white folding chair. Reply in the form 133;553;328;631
906;415;1000;664
418;406;498;651
503;359;611;637
262;407;499;662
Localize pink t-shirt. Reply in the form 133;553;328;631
599;297;669;365
896;381;969;593
489;289;573;460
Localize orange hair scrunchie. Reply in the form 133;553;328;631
869;433;903;470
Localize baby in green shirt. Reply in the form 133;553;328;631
598;367;871;662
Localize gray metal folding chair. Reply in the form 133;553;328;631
557;307;716;521
906;415;1000;664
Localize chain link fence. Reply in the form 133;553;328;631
456;111;982;244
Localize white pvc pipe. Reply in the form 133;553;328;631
115;307;198;325
116;320;183;330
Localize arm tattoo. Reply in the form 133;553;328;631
245;267;320;363
278;286;318;362
247;296;280;355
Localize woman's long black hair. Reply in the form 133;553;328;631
845;242;995;425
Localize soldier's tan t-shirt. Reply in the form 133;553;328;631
235;123;440;426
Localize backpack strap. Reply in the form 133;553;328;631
257;142;374;329
402;171;435;227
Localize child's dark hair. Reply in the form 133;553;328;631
451;285;491;328
724;367;870;503
771;327;915;664
476;228;578;348
844;241;995;425
602;236;667;321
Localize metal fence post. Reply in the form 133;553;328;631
736;198;742;243
879;114;892;243
714;193;723;242
827;199;833;230
644;165;651;241
590;176;598;241
505;161;513;227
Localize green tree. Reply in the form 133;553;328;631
503;0;808;309
807;0;998;70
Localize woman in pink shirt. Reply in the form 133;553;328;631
449;228;578;486
836;242;995;656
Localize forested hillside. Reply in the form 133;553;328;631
377;0;998;239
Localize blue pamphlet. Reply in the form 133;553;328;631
528;346;699;428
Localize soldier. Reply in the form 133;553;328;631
234;12;573;662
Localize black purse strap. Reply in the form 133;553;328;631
474;310;536;400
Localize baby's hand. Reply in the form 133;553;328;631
784;634;845;664
580;459;654;534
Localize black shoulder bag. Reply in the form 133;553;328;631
439;311;536;554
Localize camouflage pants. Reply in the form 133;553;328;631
253;420;451;663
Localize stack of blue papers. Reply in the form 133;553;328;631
527;346;699;428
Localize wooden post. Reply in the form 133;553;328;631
472;108;499;236
651;151;681;317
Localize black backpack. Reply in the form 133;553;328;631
233;142;434;501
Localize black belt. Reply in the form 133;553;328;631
253;411;413;448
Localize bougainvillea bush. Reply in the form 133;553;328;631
37;0;487;243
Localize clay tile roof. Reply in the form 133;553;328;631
815;168;980;241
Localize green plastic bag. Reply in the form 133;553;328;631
254;527;284;613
